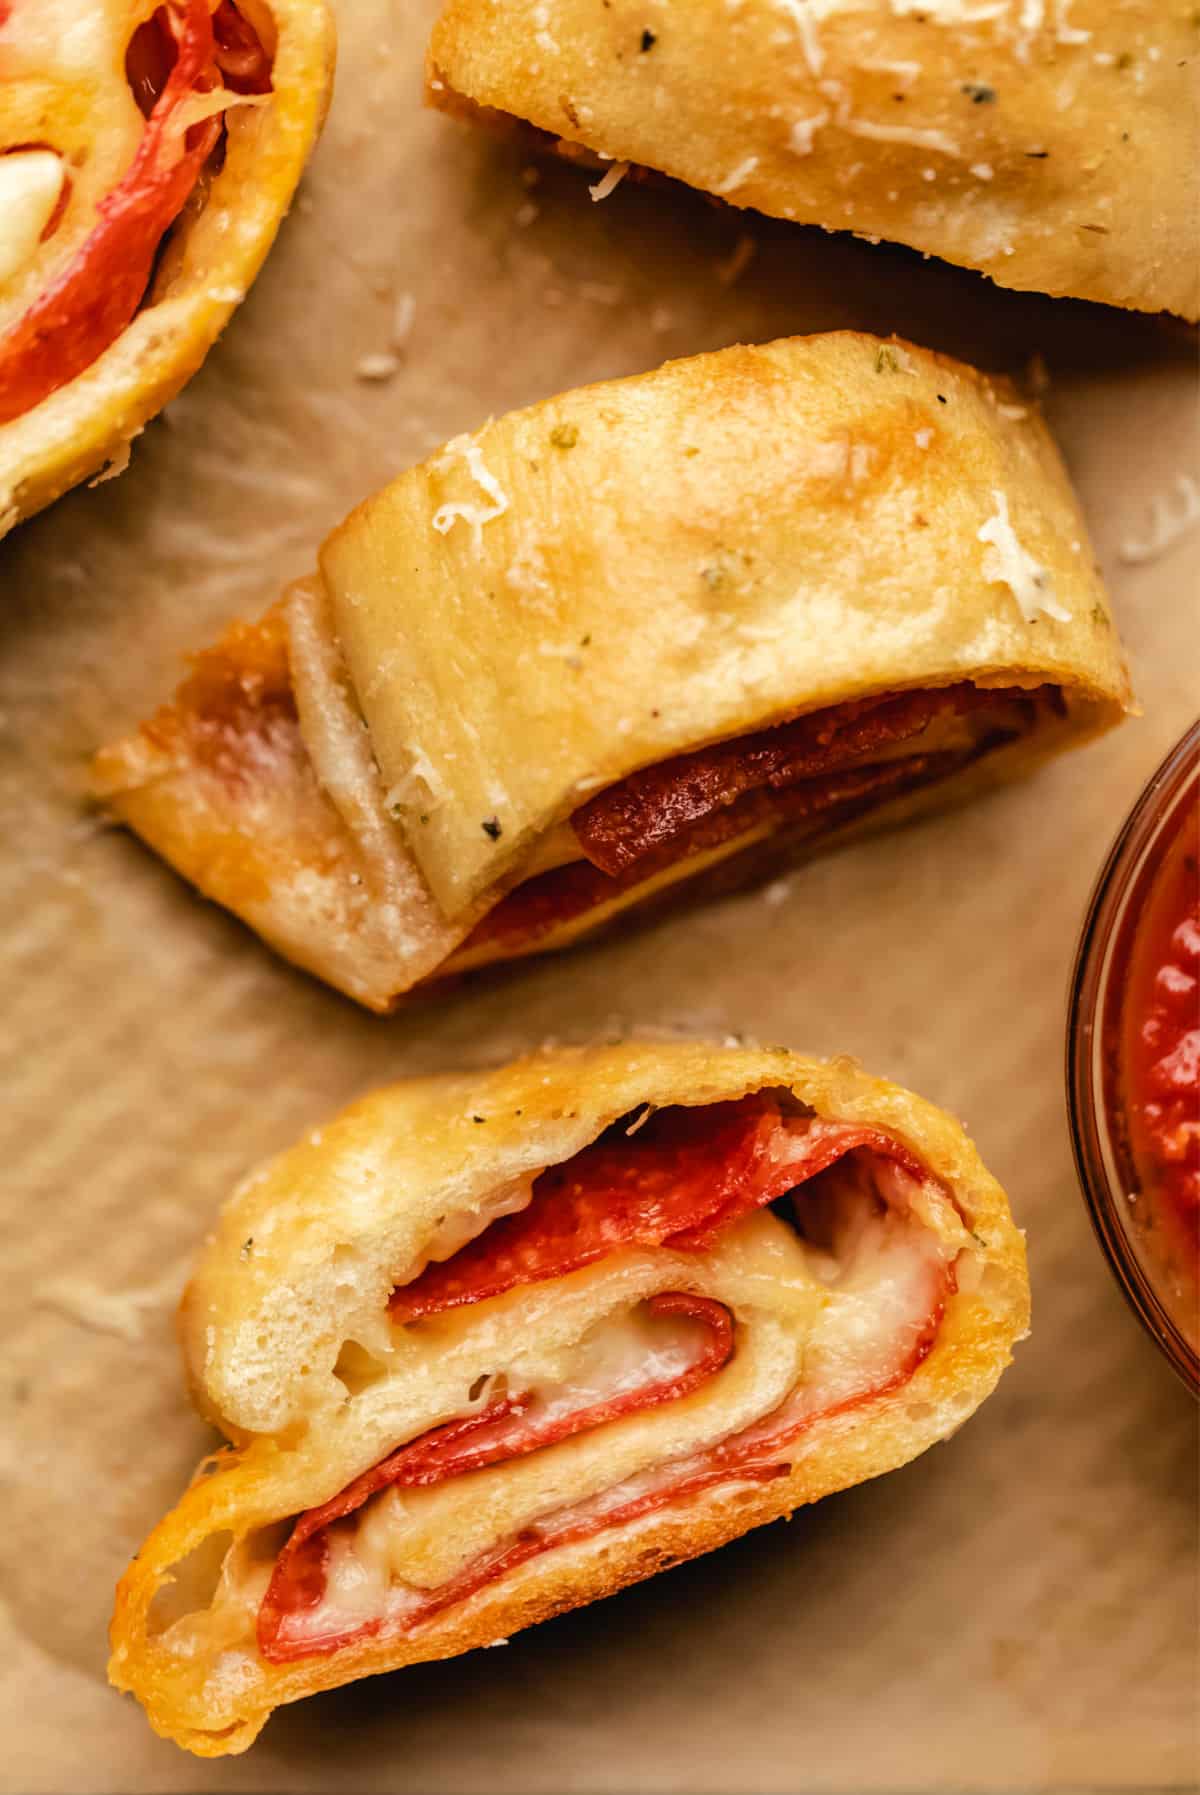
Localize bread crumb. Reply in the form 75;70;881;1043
355;352;401;382
88;435;138;486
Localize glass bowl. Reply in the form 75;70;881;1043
1067;719;1200;1394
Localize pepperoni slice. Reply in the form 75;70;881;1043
260;1103;942;1665
0;0;264;424
458;748;963;963
258;1292;735;1661
390;1097;924;1323
572;685;1026;878
260;1263;953;1665
212;0;274;92
457;688;1047;963
402;1271;952;1642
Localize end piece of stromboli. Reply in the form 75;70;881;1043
0;0;335;530
92;332;1132;1008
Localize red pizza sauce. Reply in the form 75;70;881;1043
1102;771;1200;1352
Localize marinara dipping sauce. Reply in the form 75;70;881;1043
1069;720;1200;1392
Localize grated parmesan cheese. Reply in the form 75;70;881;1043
820;79;962;157
432;437;510;550
977;490;1071;622
789;110;831;155
589;161;630;202
1050;0;1091;45
0;149;66;286
858;56;920;88
776;0;1092;80
889;0;1009;20
393;292;416;346
355;352;400;382
715;155;760;194
776;0;825;77
505;533;552;597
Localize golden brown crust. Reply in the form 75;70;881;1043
110;1041;1029;1757
427;0;1199;319
320;332;1128;916
0;0;336;531
91;601;427;1008
94;332;1131;1008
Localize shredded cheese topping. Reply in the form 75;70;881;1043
432;438;510;550
0;151;66;289
777;0;827;78
777;0;1092;88
820;79;962;157
589;161;630;202
977;490;1071;623
715;155;761;195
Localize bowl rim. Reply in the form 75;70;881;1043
1065;716;1200;1397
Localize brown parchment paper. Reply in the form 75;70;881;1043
0;3;1196;1789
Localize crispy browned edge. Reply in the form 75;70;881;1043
109;1045;1030;1756
91;593;1128;1012
1;0;337;528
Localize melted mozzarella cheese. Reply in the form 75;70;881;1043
368;1304;800;1594
165;1212;822;1656
297;1180;959;1643
345;1208;822;1474
509;1292;719;1413
405;1175;537;1278
0;3;150;332
0;151;65;289
170;1158;963;1664
783;1193;953;1418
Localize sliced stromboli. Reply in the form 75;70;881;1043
0;0;334;531
109;1041;1030;1756
92;333;1132;1010
426;0;1198;320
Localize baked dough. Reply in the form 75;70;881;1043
427;0;1199;319
109;1040;1031;1755
93;332;1132;1009
0;0;335;532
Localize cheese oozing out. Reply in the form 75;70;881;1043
158;1115;965;1674
0;152;66;291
